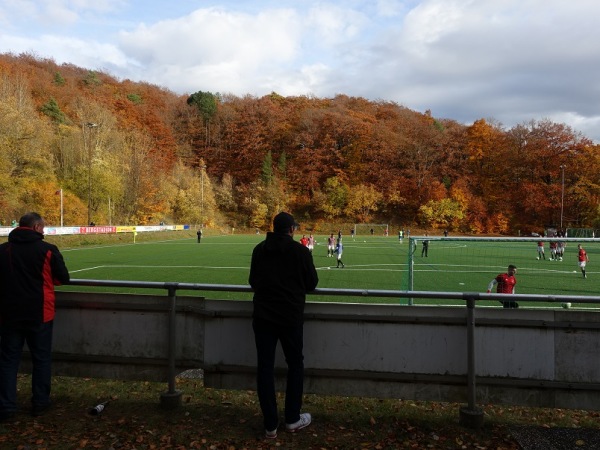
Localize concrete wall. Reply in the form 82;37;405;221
46;291;600;411
47;292;204;381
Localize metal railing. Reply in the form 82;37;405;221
67;278;600;425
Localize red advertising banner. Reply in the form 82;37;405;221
79;226;117;234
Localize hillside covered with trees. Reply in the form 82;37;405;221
1;53;598;234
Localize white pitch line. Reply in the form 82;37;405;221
69;266;105;273
86;265;249;270
317;267;404;272
62;244;134;252
62;240;257;252
316;263;405;268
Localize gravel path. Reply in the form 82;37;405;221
511;426;600;449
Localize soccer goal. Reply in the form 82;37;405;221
566;228;596;238
403;236;599;307
353;223;389;236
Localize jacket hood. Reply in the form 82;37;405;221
264;231;294;253
8;227;44;244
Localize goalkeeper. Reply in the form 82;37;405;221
487;264;518;308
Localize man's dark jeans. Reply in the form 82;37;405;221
253;318;304;430
0;321;54;413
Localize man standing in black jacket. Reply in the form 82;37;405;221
0;212;70;421
249;212;318;439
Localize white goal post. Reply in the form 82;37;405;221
353;224;389;235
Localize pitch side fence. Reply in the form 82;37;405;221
46;279;600;429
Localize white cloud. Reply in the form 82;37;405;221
375;0;407;18
401;0;467;52
547;112;600;141
118;7;308;94
266;63;332;97
0;33;130;71
345;0;600;138
306;4;368;45
126;9;299;64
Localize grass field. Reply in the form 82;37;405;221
54;231;600;308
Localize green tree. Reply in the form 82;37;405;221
240;176;287;229
347;184;382;222
70;102;119;224
83;70;101;87
277;151;287;179
261;150;274;185
318;176;348;219
167;160;217;226
214;173;237;212
249;202;268;229
0;74;56;219
53;72;65;86
418;198;464;230
187;91;218;122
40;98;67;124
127;93;143;105
187;91;219;146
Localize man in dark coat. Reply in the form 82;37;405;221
0;212;70;421
249;212;318;439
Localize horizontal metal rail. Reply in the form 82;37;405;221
68;278;600;304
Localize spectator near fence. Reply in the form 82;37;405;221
249;212;319;439
0;212;70;421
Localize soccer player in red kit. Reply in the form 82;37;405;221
537;241;545;260
549;241;558;260
299;235;309;247
487;264;518;308
578;244;589;278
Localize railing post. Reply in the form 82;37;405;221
459;293;483;429
407;238;415;305
160;283;182;409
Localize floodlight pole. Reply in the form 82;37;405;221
85;122;99;226
59;188;63;227
200;163;207;227
560;164;566;231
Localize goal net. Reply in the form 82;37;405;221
353;223;389;236
402;236;599;307
566;228;596;238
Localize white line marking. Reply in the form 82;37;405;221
84;265;249;270
69;266;104;273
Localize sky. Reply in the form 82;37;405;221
1;0;600;142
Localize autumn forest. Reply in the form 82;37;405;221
1;53;598;234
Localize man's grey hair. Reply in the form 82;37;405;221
19;212;44;228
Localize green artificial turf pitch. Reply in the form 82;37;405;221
59;233;599;308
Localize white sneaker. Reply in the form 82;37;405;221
286;413;311;432
265;427;278;439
